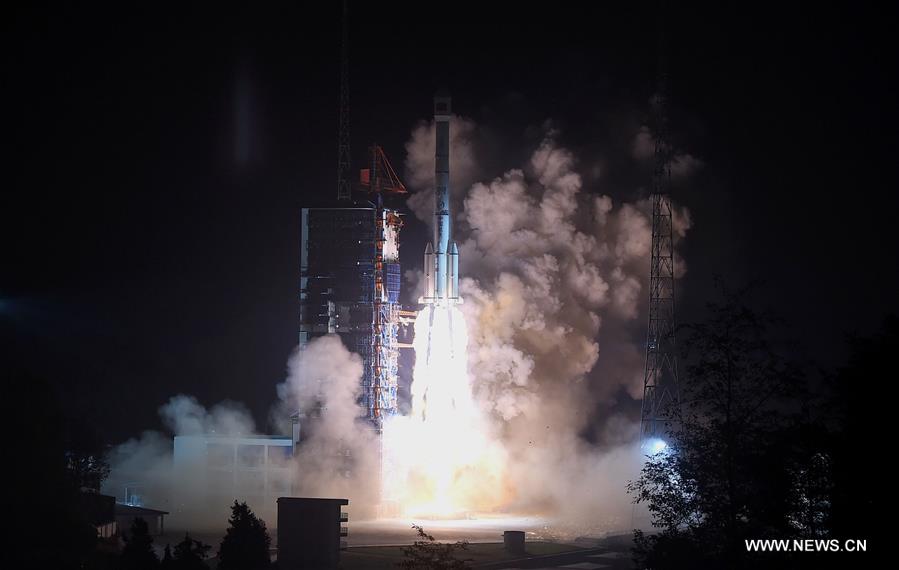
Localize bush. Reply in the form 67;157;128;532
398;525;471;570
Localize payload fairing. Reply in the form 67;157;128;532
420;92;461;305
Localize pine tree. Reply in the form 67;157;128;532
160;544;174;569
171;533;210;570
120;517;159;570
217;501;272;570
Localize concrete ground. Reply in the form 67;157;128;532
159;516;635;568
340;535;634;569
339;519;634;569
340;542;587;569
475;536;634;570
347;516;552;546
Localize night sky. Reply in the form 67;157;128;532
4;3;896;443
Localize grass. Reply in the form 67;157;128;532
339;541;584;569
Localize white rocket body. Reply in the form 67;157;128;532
421;92;461;306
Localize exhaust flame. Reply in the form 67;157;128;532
411;305;473;424
382;305;507;517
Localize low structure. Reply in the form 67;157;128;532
80;492;117;538
503;530;526;554
277;497;348;570
172;434;294;523
115;503;168;536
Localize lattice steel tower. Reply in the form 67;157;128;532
639;33;680;443
336;0;351;202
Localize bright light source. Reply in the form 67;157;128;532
381;305;507;516
645;437;668;455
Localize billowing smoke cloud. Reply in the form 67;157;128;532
631;124;704;179
103;395;261;530
402;114;695;528
160;395;256;437
276;335;380;515
104;336;383;531
103;431;173;507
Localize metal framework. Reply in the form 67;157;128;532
336;0;351;202
371;210;401;421
639;33;680;443
361;145;406;424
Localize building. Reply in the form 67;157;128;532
80;491;117;538
299;205;402;421
299;147;407;424
171;434;294;524
114;503;169;536
277;497;348;570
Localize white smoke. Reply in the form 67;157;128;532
159;395;256;436
104;336;383;533
276;335;381;516
631;124;705;179
632;125;655;160
103;430;173;505
401;115;694;527
103;395;261;530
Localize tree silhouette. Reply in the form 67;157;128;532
12;371;109;569
63;416;110;492
120;517;159;570
216;501;271;570
825;316;890;538
399;525;471;570
160;544;174;570
171;533;210;570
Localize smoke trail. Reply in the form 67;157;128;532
399;114;695;528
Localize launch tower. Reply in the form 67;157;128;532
639;32;680;443
299;1;407;427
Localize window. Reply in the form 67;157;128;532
207;443;235;468
236;470;265;495
267;445;292;466
237;445;265;468
269;472;290;495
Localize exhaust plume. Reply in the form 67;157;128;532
398;113;694;528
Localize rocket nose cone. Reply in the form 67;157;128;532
450;242;459;254
424;242;434;254
434;90;452;115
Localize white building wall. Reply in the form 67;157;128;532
172;435;294;527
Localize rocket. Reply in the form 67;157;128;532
420;91;461;305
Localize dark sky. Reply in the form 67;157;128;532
4;3;896;443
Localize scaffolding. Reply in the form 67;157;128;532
361;145;406;424
370;209;401;420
